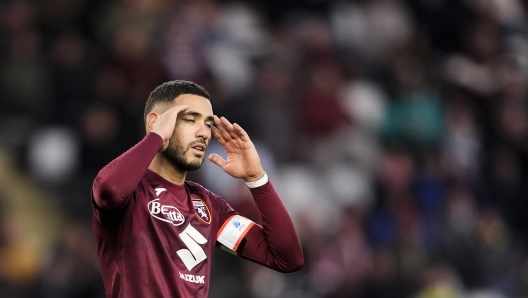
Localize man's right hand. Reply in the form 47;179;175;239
151;105;189;152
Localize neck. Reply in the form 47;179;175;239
148;153;187;185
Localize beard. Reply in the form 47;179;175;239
162;138;205;172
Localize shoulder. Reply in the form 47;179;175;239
185;181;217;197
135;175;157;196
185;181;226;208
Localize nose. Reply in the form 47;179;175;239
196;122;210;140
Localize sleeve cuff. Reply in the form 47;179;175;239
245;172;268;188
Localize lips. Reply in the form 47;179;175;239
191;143;206;152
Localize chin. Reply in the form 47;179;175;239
188;153;204;162
189;156;205;167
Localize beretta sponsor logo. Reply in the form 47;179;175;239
148;198;185;226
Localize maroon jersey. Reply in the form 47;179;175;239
92;133;303;298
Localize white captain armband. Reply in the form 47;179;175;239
217;215;255;253
245;172;268;188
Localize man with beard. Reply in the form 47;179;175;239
91;80;303;298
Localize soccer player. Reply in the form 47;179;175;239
91;80;304;297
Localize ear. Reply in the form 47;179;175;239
146;112;158;133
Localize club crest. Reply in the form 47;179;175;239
192;198;211;224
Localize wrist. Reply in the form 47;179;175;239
149;131;168;152
245;172;268;188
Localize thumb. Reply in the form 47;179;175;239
208;153;227;169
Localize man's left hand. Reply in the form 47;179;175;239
208;115;265;182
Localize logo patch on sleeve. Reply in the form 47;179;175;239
217;215;254;251
192;198;211;224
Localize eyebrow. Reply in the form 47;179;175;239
184;111;214;122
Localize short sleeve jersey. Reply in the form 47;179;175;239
93;170;238;298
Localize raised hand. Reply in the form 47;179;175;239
150;105;189;151
209;115;265;182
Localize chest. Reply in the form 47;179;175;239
141;186;219;254
133;186;221;274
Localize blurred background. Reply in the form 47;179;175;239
0;0;528;297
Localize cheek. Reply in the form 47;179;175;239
170;131;186;145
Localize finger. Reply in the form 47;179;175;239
168;105;190;116
208;153;227;169
232;123;249;141
214;115;233;141
160;105;189;121
151;105;190;139
211;126;227;146
219;116;239;140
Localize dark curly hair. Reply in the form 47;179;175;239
144;80;210;124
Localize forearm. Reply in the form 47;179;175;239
92;132;162;211
240;180;304;272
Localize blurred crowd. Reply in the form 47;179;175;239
1;0;528;297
